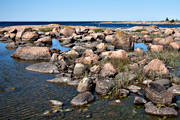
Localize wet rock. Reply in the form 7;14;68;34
112;32;132;50
144;59;169;76
5;42;18;49
100;63;116;77
26;62;59;74
77;77;94;93
22;31;38;41
154;79;171;89
70;91;94;106
168;85;180;96
101;50;129;60
145;82;173;105
35;36;52;44
95;79;114;96
47;77;71;84
145;102;178;117
149;44;163;52
73;63;86;76
169;41;180;50
49;100;63;106
134;96;147;105
127;85;141;93
11;46;51;60
117;89;129;97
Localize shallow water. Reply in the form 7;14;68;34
0;42;179;120
51;39;70;51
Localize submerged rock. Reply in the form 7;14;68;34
11;46;51;60
26;62;59;74
70;91;94;106
145;102;178;117
47;77;71;83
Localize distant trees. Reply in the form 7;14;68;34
165;17;176;23
165;17;169;22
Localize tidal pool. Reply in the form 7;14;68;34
0;42;179;120
51;39;70;51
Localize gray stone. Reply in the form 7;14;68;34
134;96;147;105
117;89;129;97
5;42;18;49
49;100;63;106
70;91;94;106
26;62;59;74
73;63;86;76
77;77;94;92
145;102;178;116
154;79;171;89
47;77;71;83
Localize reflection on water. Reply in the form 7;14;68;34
0;42;179;120
51;39;70;51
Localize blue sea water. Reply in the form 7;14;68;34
0;21;180;28
51;39;70;51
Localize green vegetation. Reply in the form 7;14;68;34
133;29;147;32
39;28;53;32
94;28;105;33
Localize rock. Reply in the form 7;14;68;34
105;35;114;43
73;63;86;76
95;79;114;96
67;80;79;86
100;63;116;77
60;26;75;37
145;82;173;105
169;42;180;50
127;85;141;93
26;62;59;74
101;50;129;60
164;29;174;35
154;36;174;45
174;31;180;38
134;96;147;105
96;43;107;52
90;65;100;73
77;77;94;93
115;73;136;88
65;50;79;58
154;79;171;89
22;31;38;41
70;91;94;106
50;53;59;62
11;47;51;60
104;29;113;35
35;36;52;44
47;77;71;84
144;59;169;76
117;89;129;97
83;35;93;41
145;102;178;117
168;85;180;96
109;100;121;105
15;28;31;40
149;44;163;52
49;100;63;106
129;63;138;70
112;32;132;50
81;49;99;65
91;33;105;40
5;42;18;49
143;80;152;85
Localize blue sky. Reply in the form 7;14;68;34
0;0;179;21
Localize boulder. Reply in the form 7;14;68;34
117;89;129;97
104;29;113;35
105;35;114;43
22;32;38;41
101;50;129;60
134;96;147;105
50;53;59;62
77;77;94;92
35;36;52;44
154;36;174;45
145;102;178;117
90;65;100;73
95;79;114;96
73;63;86;76
169;42;180;50
70;91;94;106
164;29;174;35
149;44;163;52
96;43;107;52
11;47;51;60
60;26;75;37
144;59;169;76
100;63;116;77
26;62;59;74
154;79;171;89
81;49;99;65
15;28;32;40
5;42;18;49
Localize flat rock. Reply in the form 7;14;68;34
47;77;71;83
70;91;94;106
145;102;178;117
134;96;147;105
26;62;59;74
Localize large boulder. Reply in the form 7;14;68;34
15;28;32;40
60;26;75;37
149;44;163;52
153;36;174;45
73;63;86;76
35;36;52;44
70;91;94;106
112;32;132;50
101;50;129;60
95;79;114;96
100;63;116;77
11;47;51;60
22;31;39;41
145;102;178;117
26;62;59;74
164;29;174;35
144;59;169;76
77;77;94;92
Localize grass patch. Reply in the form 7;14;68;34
133;29;147;32
39;28;53;32
94;28;105;33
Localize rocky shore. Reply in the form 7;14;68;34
0;24;180;117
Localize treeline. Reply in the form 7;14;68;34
165;17;180;23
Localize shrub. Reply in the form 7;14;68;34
94;28;105;33
39;28;53;32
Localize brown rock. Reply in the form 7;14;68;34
101;50;129;60
105;35;114;43
35;37;52;44
154;36;174;45
60;26;75;36
169;42;180;50
100;63;116;77
11;47;51;60
96;43;107;52
90;65;100;73
144;59;169;76
77;77;93;93
104;29;113;35
149;44;163;52
22;32;38;41
164;29;174;35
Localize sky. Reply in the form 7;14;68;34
0;0;179;21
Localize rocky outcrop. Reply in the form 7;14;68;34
70;91;94;106
11;47;51;60
26;62;59;74
35;36;52;44
22;31;39;41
